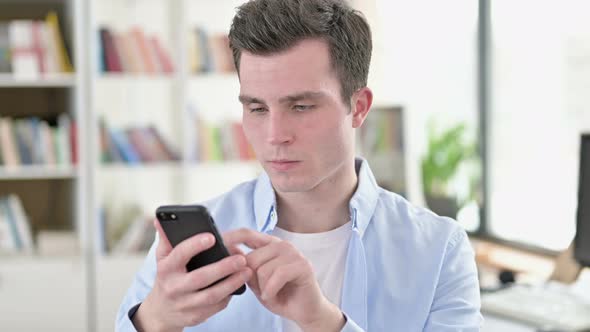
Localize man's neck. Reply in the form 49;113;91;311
274;161;358;234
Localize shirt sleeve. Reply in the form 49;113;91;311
340;311;365;332
423;229;484;331
115;235;159;332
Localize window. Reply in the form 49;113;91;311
487;0;590;250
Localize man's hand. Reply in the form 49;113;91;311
132;219;253;332
224;228;346;332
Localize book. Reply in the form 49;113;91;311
6;194;33;253
196;27;212;72
99;118;121;163
98;26;174;74
111;215;153;253
99;28;122;73
40;21;61;75
144;126;180;161
9;20;39;79
187;29;200;73
99;122;180;164
131;27;157;74
0;118;20;167
57;114;72;166
69;119;78;164
0;22;11;73
113;34;131;73
125;31;145;73
110;129;141;164
209;34;234;73
0;195;33;253
39;121;56;165
104;203;154;254
45;11;73;72
14;119;33;165
31;22;46;75
189;115;256;162
29;117;43;164
150;36;174;74
126;127;157;162
232;122;255;160
0;199;17;252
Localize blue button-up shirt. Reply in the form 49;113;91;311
116;158;483;331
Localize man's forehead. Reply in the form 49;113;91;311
239;39;332;72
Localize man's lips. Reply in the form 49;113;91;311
267;160;301;171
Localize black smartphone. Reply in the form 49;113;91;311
155;204;246;295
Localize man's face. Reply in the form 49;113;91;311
238;38;356;193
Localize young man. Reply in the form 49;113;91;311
117;0;483;331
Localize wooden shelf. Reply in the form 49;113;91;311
99;161;183;171
0;74;76;88
99;160;259;171
97;74;175;82
188;72;237;83
0;165;78;180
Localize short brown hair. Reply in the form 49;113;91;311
228;0;372;103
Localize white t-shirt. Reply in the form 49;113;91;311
271;221;352;332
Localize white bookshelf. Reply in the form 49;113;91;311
0;0;90;331
87;1;258;331
0;73;77;87
0;165;78;180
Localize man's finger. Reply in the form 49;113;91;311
227;245;245;256
254;251;294;294
223;228;278;249
247;277;261;298
164;232;216;271
261;261;306;301
245;241;287;270
154;218;173;262
182;255;246;292
190;268;252;306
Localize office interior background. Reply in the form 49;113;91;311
0;0;589;331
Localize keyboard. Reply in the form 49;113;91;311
481;283;590;331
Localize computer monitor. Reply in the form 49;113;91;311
574;134;590;267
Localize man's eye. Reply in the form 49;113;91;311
293;105;313;112
250;107;267;113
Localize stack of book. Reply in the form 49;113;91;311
0;11;73;78
99;120;180;164
96;204;155;255
187;27;235;74
98;26;174;74
192;117;255;162
0;115;77;168
0;194;33;254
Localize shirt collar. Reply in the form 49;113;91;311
253;157;380;236
349;157;380;237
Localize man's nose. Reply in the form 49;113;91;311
267;111;294;146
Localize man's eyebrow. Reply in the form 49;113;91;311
238;95;267;105
278;91;326;104
238;91;326;105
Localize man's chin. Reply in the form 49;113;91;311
269;177;312;193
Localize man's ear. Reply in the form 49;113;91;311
351;87;373;128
